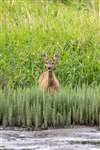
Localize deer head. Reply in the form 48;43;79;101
43;52;59;72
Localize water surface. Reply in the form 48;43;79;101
0;127;100;150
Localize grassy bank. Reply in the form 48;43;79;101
0;86;100;128
0;0;100;87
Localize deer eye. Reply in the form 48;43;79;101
45;61;48;64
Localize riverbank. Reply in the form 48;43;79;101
0;125;99;131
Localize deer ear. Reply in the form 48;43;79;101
53;52;59;63
42;52;48;61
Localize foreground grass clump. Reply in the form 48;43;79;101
0;86;100;128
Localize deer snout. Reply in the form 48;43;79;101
48;63;52;70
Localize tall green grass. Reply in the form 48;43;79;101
0;0;100;87
0;86;100;128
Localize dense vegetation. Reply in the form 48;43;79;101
0;0;100;128
0;0;100;88
0;86;100;128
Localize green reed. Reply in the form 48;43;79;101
0;85;100;128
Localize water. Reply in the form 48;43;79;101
0;127;100;150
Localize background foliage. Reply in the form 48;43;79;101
0;0;100;88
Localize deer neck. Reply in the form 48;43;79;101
48;70;53;86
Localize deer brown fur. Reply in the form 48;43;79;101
39;53;60;91
0;78;7;90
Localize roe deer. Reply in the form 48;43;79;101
39;53;60;91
